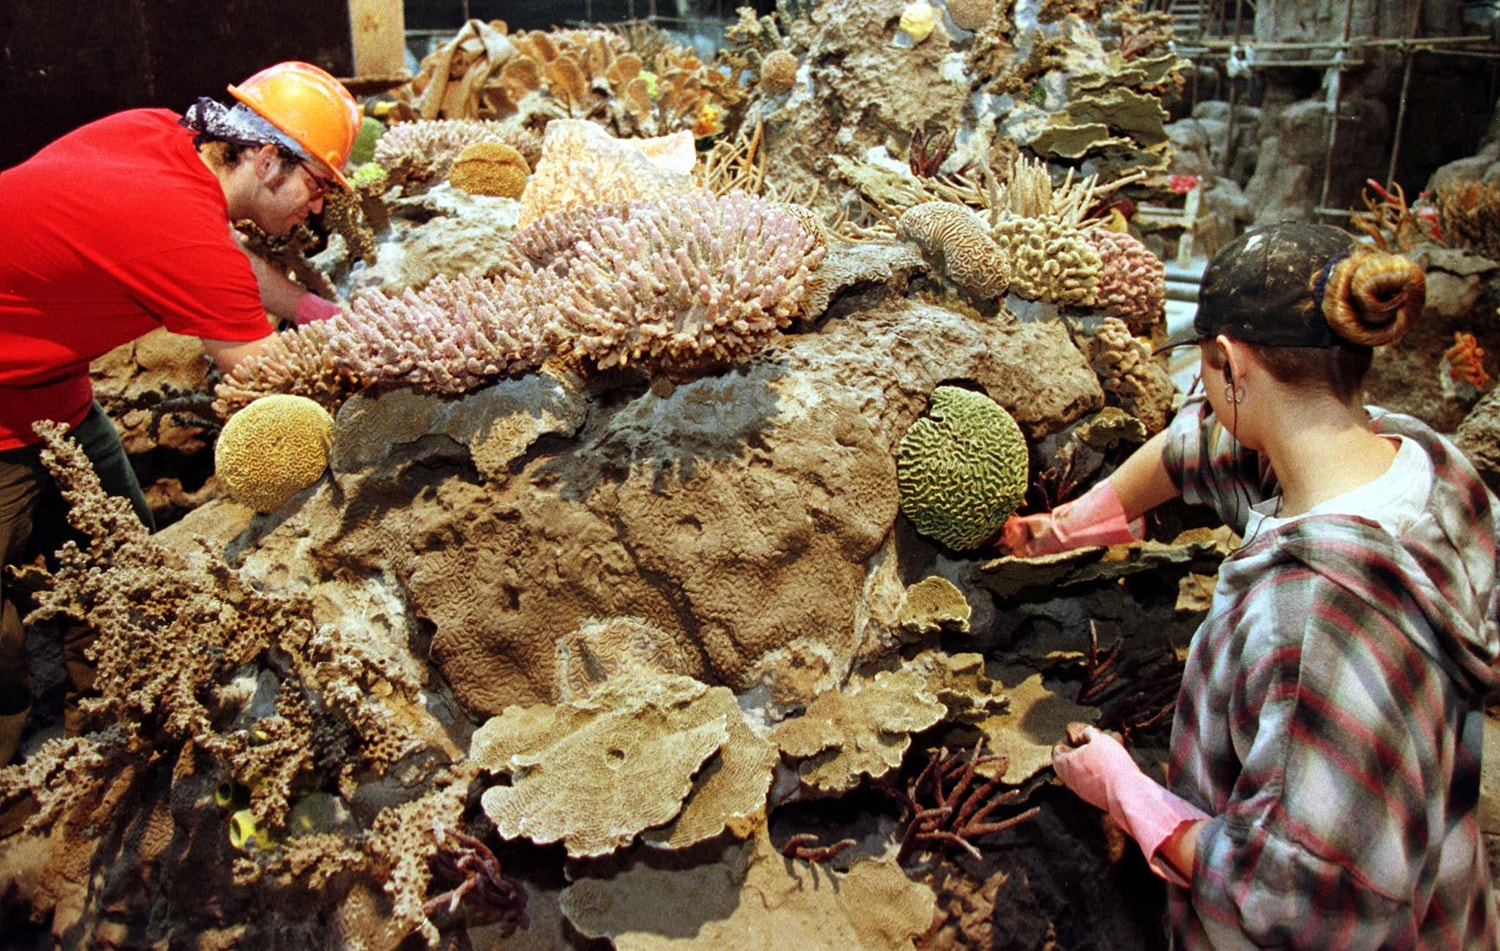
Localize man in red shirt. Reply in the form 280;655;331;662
0;61;361;762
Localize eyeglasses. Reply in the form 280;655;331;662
296;162;337;198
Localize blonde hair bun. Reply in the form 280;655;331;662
1321;249;1425;348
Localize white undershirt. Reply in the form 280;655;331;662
1244;436;1433;539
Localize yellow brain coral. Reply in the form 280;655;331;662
214;394;334;513
897;386;1029;550
448;140;531;198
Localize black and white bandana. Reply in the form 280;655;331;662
180;98;310;162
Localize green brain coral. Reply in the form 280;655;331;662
897;386;1029;550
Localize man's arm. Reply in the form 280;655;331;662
202;334;273;374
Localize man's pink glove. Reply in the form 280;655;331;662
292;292;341;326
1053;725;1208;886
1001;479;1144;557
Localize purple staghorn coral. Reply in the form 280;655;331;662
538;192;825;375
330;274;551;394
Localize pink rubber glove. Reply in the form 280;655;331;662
1001;479;1144;557
292;292;341;326
1053;725;1208;886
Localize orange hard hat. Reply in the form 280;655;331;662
228;61;360;188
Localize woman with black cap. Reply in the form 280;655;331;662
1011;223;1499;947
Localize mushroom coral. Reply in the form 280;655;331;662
897;385;1029;551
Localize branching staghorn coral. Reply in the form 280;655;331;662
12;421;468;944
1081;228;1166;335
331;274;551;394
537;192;824;376
212;319;362;418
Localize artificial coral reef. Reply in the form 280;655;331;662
0;3;1280;948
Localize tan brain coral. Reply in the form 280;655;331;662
214;394;334;513
448;140;531;198
945;0;994;31
895;202;1011;300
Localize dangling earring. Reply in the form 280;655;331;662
1224;382;1246;404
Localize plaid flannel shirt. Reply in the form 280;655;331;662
1161;397;1500;949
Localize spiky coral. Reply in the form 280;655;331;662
331;274;551;394
536;192;824;375
1081;229;1166;335
212;320;362;418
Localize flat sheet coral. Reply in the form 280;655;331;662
561;827;936;950
471;673;774;857
770;669;947;793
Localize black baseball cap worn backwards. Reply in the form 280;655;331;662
1157;223;1359;353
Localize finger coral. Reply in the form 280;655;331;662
896;201;1011;300
212;320;362;418
1081;228;1166;336
538;192;825;375
897;385;1029;551
992;215;1102;307
330;274;551;394
1088;317;1176;434
214;394;335;513
448;140;531;198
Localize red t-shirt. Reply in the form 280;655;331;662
0;109;272;449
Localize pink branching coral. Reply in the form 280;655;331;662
536;192;825;375
330;274;551;394
212;319;362;418
1081;229;1167;336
